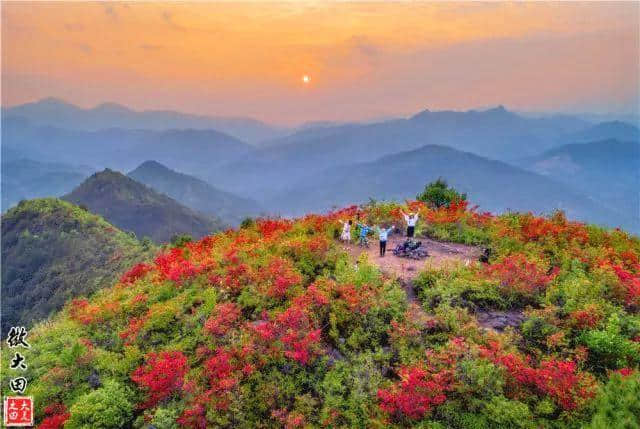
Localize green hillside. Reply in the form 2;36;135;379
63;169;226;243
3;198;639;428
1;198;154;332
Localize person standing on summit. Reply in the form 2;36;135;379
356;222;372;248
401;210;419;238
376;224;395;257
338;219;352;243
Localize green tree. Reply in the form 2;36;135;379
416;178;466;208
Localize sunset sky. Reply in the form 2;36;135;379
2;2;638;125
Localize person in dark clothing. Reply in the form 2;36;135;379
401;210;419;237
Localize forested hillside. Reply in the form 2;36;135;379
1;198;154;332
63;169;226;243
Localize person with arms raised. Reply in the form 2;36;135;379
401;210;419;238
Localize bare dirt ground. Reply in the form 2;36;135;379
342;234;482;304
343;234;482;283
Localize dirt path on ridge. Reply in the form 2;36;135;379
342;235;482;305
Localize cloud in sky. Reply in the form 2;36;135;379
2;2;638;125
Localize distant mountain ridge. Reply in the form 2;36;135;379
520;139;639;227
3;97;287;144
2;116;254;175
63;169;225;243
128;160;262;225
209;106;594;198
1;158;93;212
4;100;638;232
271;144;638;232
566;121;639;144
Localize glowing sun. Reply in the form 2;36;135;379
302;75;310;84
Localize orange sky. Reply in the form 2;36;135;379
2;2;638;125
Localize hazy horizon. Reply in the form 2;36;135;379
3;2;638;126
4;96;639;129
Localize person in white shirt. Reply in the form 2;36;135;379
375;224;395;257
338;219;352;243
400;210;419;238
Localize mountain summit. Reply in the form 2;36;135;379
128;161;262;225
63;169;225;243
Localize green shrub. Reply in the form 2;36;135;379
65;379;134;428
150;405;181;429
589;373;640;429
484;396;533;428
240;217;255;229
521;316;558;350
579;314;640;372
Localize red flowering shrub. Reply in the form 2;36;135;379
119;316;147;345
154;248;199;285
307;235;329;256
424;199;469;224
272;409;306;429
334;283;376;315
131;351;189;408
38;403;70;429
484;253;557;296
260;257;303;298
204;302;241;336
570;305;603;330
276;305;323;364
177;403;207;429
222;262;254;292
256;218;292;239
378;366;452;420
201;347;258;410
515;212;589;245
520;215;564;242
292;281;330;308
251;303;323;365
610;264;640;307
205;348;239;394
619;249;640;271
479;342;596;410
616;367;635;377
120;263;152;284
378;338;465;420
68;298;102;325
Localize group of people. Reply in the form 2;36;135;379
338;210;420;257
